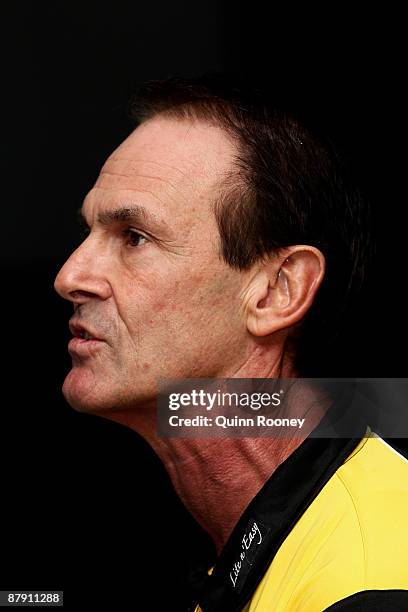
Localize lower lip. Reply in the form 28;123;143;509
68;337;105;357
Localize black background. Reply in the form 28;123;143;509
2;3;407;610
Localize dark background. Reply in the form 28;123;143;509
2;2;407;610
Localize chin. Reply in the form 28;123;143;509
62;383;105;414
61;365;154;414
62;367;116;413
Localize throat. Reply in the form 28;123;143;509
161;436;306;555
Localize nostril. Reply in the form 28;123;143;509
68;289;98;304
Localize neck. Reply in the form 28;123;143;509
103;350;329;555
160;436;311;554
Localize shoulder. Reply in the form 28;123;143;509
335;433;408;558
247;434;408;611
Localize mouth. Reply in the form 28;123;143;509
77;330;98;341
69;320;104;341
68;320;106;356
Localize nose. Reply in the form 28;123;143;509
54;240;112;305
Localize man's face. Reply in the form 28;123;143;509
54;116;248;413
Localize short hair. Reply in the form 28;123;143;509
129;73;373;376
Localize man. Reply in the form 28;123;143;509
54;75;408;611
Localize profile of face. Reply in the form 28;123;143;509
54;117;253;414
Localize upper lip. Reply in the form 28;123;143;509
69;319;104;341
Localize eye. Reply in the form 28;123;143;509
124;228;148;248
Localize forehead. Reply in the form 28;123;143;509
84;116;237;223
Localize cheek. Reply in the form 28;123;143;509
114;276;198;341
113;264;242;347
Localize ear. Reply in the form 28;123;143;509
244;246;325;337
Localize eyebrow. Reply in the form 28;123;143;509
77;204;169;236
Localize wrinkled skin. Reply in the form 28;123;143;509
55;117;249;414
